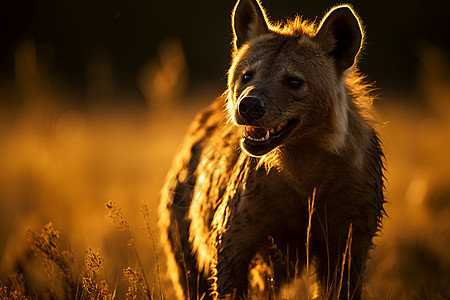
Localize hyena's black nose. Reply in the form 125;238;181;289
238;96;266;121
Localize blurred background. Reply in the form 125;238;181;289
0;0;449;299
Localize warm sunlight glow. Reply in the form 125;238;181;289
1;8;450;300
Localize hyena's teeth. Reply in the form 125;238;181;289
243;126;270;142
243;126;252;140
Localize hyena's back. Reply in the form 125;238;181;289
159;98;240;300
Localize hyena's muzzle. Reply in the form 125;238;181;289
235;88;299;157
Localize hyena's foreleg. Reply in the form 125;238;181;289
214;208;270;299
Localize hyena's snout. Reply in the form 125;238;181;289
233;87;300;157
236;87;273;125
237;95;266;122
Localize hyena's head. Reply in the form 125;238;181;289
227;0;363;157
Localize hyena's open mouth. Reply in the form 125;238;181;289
241;118;298;156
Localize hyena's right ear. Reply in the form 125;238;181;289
232;0;270;50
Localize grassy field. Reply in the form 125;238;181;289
0;42;449;299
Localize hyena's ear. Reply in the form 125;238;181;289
314;5;363;72
232;0;270;50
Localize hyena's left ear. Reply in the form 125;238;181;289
314;5;363;72
232;0;270;50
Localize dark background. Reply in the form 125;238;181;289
1;0;450;106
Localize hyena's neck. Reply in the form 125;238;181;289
279;141;333;193
279;100;373;194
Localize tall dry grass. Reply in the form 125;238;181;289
0;40;449;299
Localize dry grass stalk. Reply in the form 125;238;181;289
25;222;75;298
123;267;150;300
81;277;112;300
336;224;353;300
0;276;28;300
140;198;164;300
81;248;113;300
105;201;130;236
306;189;316;300
105;201;152;300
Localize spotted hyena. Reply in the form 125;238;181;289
159;0;385;299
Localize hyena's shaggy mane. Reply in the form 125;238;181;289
273;16;317;37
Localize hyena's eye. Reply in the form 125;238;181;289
242;72;253;83
287;78;304;89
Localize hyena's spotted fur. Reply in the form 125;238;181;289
159;0;385;299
